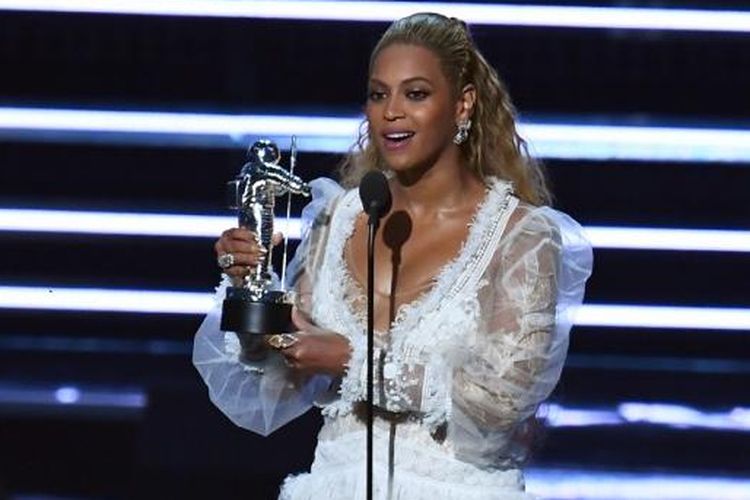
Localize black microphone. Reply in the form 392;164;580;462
358;169;391;500
359;170;392;226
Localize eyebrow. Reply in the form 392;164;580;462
368;76;433;87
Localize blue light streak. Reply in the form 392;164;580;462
0;285;748;330
2;107;750;163
3;208;750;253
1;1;749;33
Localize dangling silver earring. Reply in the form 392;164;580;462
453;119;471;145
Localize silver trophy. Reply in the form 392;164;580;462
221;139;310;338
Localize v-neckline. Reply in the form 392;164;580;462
332;177;514;338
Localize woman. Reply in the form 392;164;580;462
195;12;593;500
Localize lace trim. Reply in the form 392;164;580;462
322;331;368;418
313;189;365;330
390;182;515;345
420;359;451;429
314;191;371;415
335;179;514;344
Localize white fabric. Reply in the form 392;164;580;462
280;413;530;500
193;176;593;499
192;275;333;436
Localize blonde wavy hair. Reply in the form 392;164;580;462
338;12;551;206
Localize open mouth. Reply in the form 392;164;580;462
383;131;415;149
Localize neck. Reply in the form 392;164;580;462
391;152;483;216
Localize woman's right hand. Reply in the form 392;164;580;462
214;227;268;283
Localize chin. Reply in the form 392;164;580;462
384;159;436;181
381;140;453;173
382;155;419;172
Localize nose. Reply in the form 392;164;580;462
383;95;404;121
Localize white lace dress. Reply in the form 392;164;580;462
194;177;593;500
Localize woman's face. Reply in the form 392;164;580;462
366;43;464;173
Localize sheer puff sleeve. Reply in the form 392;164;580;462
192;177;344;436
450;205;593;465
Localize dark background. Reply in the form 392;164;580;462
1;1;749;499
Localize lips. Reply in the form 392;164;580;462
381;130;415;151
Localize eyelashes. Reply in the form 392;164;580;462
368;90;387;102
406;89;429;101
366;89;431;102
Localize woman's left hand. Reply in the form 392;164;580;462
272;308;351;376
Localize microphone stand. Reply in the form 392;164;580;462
365;211;378;500
360;170;390;500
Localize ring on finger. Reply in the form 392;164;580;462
217;253;235;269
267;333;299;350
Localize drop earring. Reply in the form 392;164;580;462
453;119;471;145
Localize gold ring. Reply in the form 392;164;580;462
267;333;299;350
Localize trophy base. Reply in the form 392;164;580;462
220;287;293;336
